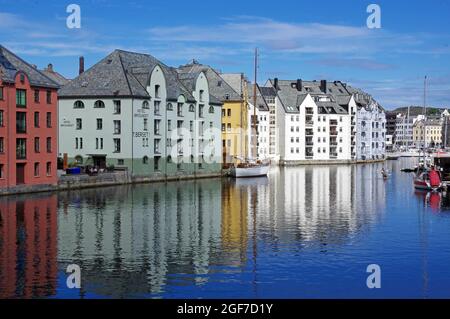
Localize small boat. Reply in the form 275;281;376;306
231;161;270;178
413;169;446;191
401;167;417;173
386;152;400;160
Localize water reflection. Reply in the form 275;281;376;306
0;165;390;298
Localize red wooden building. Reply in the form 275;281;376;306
0;45;59;189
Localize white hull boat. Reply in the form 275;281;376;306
231;164;270;178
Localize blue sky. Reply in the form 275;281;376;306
0;0;449;109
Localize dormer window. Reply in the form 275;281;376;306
74;100;85;109
142;101;150;109
94;100;105;108
155;85;160;98
20;73;25;83
199;90;204;102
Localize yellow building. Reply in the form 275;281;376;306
413;118;442;148
219;73;249;165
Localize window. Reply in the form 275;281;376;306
46;162;51;176
34;89;40;103
227;109;231;117
155;85;160;98
34;137;40;153
74;100;85;109
0;137;4;153
0;110;3;126
113;138;121;153
199;105;204;118
143;156;149;164
16;89;26;107
16;112;26;133
96;138;99;149
154;156;160;170
222;109;225;117
79;137;83;149
46;112;52;128
46;137;52;153
113;100;121;114
94;100;105;108
190;121;194;132
34;112;40;128
177;103;183;116
168;120;172;131
76;118;82;130
114;120;121;134
199;90;204;102
46;90;52;104
0;164;3;179
0;87;3;100
16;138;26;159
117;159;124;165
222;123;226;132
154;101;160;115
154;119;161;135
209;106;214;113
100;138;103;149
167;103;173;111
227;123;231;132
154;139;160;154
189;104;195;112
142;101;149;109
143;118;148;131
34;163;39;177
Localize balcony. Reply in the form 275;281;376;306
305;153;314;159
330;120;338;126
330;153;338;159
306;139;314;146
330;140;338;146
330;130;338;136
306;108;314;115
305;129;314;136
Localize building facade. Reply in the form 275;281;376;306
58;50;222;179
0;45;59;190
413;118;442;148
264;79;353;164
247;84;270;159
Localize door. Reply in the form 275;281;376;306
16;163;25;185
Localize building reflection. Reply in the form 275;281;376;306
0;165;387;298
0;194;57;298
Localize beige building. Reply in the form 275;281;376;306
413;118;442;148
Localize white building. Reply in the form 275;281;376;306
58;50;222;178
247;84;270;159
264;79;353;164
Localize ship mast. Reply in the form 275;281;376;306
253;48;258;160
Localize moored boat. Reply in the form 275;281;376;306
230;162;270;178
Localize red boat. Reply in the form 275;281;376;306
413;168;446;191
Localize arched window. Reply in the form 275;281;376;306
75;155;83;164
143;156;148;164
209;106;214;113
74;100;85;109
94;100;105;108
167;103;173;111
189;104;195;112
142;101;150;109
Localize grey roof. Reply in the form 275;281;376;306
41;64;69;87
0;45;59;89
220;73;245;96
177;62;242;102
259;86;277;98
59;49;195;101
248;84;269;112
266;78;383;114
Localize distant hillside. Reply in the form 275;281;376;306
387;106;447;117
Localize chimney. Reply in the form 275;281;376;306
47;63;53;72
273;78;279;90
296;79;302;91
79;56;85;75
320;80;327;93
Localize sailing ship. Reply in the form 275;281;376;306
231;48;270;178
413;76;446;191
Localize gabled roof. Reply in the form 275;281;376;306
59;49;195;101
247;84;269;112
0;45;59;89
177;62;242;102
